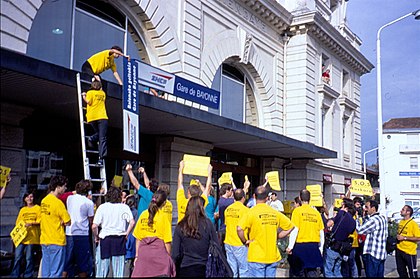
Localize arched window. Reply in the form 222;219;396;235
27;0;146;82
211;63;246;122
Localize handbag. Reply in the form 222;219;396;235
205;220;233;278
386;218;412;254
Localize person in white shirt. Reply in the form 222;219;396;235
92;186;135;278
63;180;94;277
268;192;284;212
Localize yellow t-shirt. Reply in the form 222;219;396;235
176;188;208;223
224;201;249;246
132;210;172;243
351;216;362;248
396;218;420;255
87;50;117;74
291;204;324;243
160;200;173;224
86;89;108;123
16;205;41;245
40;194;71;246
238;203;294;264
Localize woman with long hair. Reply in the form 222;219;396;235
172;196;217;277
11;192;41;278
131;190;175;277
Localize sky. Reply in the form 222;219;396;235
346;1;420;165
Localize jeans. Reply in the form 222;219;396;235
90;119;108;159
324;247;342;278
41;244;66;278
341;248;358;278
225;243;249;277
362;254;385;277
10;244;34;278
248;261;278;277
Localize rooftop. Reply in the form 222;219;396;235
383;117;420;130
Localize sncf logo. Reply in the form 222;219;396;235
151;72;172;85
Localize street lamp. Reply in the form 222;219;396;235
363;147;378;180
376;9;420;213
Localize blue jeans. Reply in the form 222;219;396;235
11;244;34;278
90;119;108;159
341;248;358;278
95;243;125;278
225;243;249;277
248;261;278;277
324;247;342;278
362;254;385;277
41;244;66;278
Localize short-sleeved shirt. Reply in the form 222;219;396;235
218;197;234;231
132;210;172;243
176;188;208;223
86;89;108;123
16;205;41;245
40;194;71;246
291;204;324;243
238;203;294;264
93;202;133;239
160;200;173;224
87;50;117;74
397;218;420;255
66;194;94;236
137;185;153;217
224;201;249;246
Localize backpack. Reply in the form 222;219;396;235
206;239;233;278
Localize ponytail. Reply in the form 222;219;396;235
147;190;167;227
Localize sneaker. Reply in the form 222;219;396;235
97;159;104;166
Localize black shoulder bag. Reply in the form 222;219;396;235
325;213;354;256
386;218;412;254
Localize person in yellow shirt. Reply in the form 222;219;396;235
81;46;129;86
157;183;173;224
131;190;175;277
176;160;211;223
395;205;420;278
40;175;71;277
224;188;250;277
237;186;294;277
82;79;108;166
10;192;41;278
286;189;325;277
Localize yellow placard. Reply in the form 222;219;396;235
10;221;27;248
218;172;232;186
350;179;373;196
112;175;123;188
334;198;343;208
266;171;281;191
183;154;210;177
306;184;323;207
190;179;199;186
0;165;11;188
245;175;249;182
283;200;294;214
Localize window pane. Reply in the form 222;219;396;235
221;76;244;122
27;0;73;67
73;9;125;83
209;66;222;115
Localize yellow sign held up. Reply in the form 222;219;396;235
0;165;11;188
266;171;281;191
190;179;199;186
218;172;232;186
350;179;373;196
183;154;210;177
334;198;343;208
306;184;323;207
10;221;27;248
112;175;123;188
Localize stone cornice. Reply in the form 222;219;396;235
236;0;293;32
289;12;374;76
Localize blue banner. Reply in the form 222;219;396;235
173;76;220;109
123;58;139;154
399;171;420;176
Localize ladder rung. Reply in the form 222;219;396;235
88;163;104;167
86;150;99;154
90;178;106;182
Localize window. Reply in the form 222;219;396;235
210;64;245;122
27;0;143;81
342;69;351;98
410;177;419;189
410;157;418;169
321;55;331;85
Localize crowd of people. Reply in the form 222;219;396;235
8;158;420;278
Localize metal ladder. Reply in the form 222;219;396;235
76;73;107;195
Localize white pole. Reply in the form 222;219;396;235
363;147;378;180
376;12;415;214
